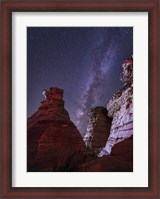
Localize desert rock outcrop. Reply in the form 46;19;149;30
27;87;86;171
83;107;112;153
98;56;133;157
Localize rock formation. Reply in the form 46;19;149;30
98;56;133;157
27;87;86;171
27;56;133;172
78;136;133;172
83;107;112;153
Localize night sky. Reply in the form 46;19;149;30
27;27;133;136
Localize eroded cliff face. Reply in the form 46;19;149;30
83;107;112;153
27;87;86;172
98;56;133;157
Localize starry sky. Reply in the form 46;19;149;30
27;27;133;136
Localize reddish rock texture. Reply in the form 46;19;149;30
78;136;133;172
83;107;112;153
27;87;86;171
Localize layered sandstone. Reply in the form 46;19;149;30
98;56;133;157
27;87;86;171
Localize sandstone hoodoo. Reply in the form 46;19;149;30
83;107;112;153
98;56;133;157
27;87;86;171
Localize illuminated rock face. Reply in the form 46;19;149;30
98;56;133;157
27;87;86;172
83;107;112;153
120;56;133;84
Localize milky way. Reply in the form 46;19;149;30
74;28;133;135
27;27;133;136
